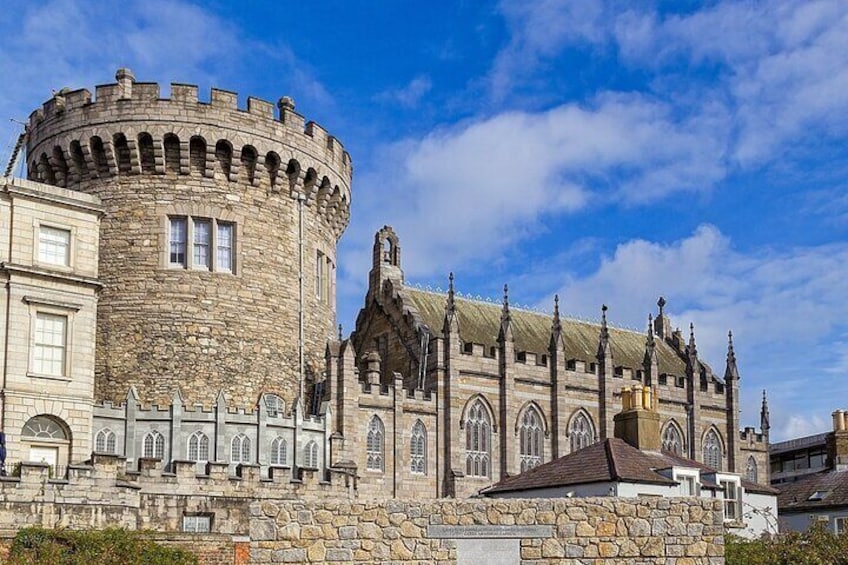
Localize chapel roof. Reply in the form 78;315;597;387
403;287;690;376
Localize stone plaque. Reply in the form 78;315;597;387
427;524;553;539
455;538;519;565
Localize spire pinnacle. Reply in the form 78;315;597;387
552;294;561;333
446;272;456;314
657;296;666;316
727;330;736;363
338;324;343;341
502;284;510;321
647;313;655;345
761;389;770;432
600;304;609;339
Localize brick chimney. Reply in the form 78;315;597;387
826;410;848;471
613;385;662;451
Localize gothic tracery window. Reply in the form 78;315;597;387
231;434;251;464
746;456;758;483
303;440;319;468
410;420;426;475
569;411;595;453
703;429;722;470
366;415;385;472
662;422;684;455
95;428;116;454
465;399;491;478
270;437;287;466
519;405;544;472
188;431;209;462
142;430;165;459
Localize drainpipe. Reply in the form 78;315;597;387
298;193;306;409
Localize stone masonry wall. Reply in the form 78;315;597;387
25;71;352;410
250;498;725;564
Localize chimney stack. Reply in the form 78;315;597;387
614;385;662;451
827;409;848;470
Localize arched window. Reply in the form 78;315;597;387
662;422;684;455
366;415;385;472
569;410;595;453
410;420;426;475
270;437;287;466
264;394;284;417
188;431;209;462
142;430;165;459
95;428;116;454
23;416;67;440
303;440;319;468
519;405;544;471
703;429;722;470
746;456;758;483
231;434;251;464
464;399;491;478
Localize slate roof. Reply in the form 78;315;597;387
404;288;690;377
482;437;778;496
777;469;848;512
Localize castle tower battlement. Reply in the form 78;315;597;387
25;69;353;410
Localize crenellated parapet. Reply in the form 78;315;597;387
26;70;351;238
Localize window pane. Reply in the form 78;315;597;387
169;217;187;266
193;219;211;269
217;223;233;271
33;313;67;376
38;226;70;266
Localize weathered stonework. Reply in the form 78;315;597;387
25;69;352;410
0;457;725;564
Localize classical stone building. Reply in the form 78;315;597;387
2;69;769;509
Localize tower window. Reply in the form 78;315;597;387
32;312;67;376
38;225;71;266
168;216;236;273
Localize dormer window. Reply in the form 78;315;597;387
719;477;742;521
673;469;700;497
808;490;831;501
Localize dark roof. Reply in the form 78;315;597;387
482;437;778;496
404;288;690;377
778;469;848;512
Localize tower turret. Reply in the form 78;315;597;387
25;69;352;409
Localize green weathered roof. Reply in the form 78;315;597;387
404;287;688;377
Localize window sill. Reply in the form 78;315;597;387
27;372;71;382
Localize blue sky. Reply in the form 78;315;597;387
2;1;847;441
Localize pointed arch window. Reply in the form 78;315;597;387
270;437;287;466
569;411;595;453
142;430;165;459
95;428;116;454
519;406;544;471
662;423;684;455
303;440;319;469
746;456;758;483
231;434;251;464
465;399;491;478
188;431;209;462
410;420;426;475
703;429;722;470
366;415;385;472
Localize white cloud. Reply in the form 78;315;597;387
375;76;433;108
346;93;727;281
548;225;848;438
780;413;830;441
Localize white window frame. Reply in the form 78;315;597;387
231;433;251;464
95;428;117;454
168;215;236;273
37;224;72;267
142;430;165;459
270;437;287;466
188;431;210;462
24;297;80;381
182;514;212;533
718;476;742;522
673;468;701;497
303;440;319;469
31;312;68;377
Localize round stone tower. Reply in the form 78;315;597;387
25;68;352;410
